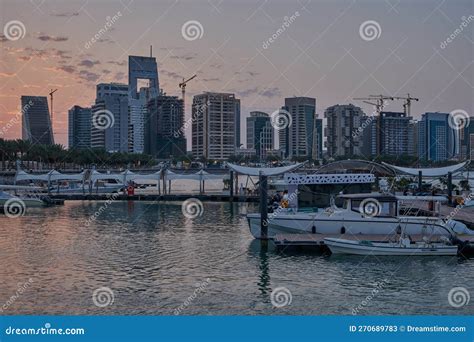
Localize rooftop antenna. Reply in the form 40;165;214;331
150;45;152;57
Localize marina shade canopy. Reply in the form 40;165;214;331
382;161;469;177
164;169;224;181
226;162;305;176
16;170;86;182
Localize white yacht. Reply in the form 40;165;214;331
247;193;463;239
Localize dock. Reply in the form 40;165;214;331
49;194;259;202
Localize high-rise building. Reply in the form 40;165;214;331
91;83;129;152
367;111;413;157
246;111;274;161
68;105;91;149
460;116;474;160
21;96;54;145
128;55;160;154
324;104;365;158
417;112;457;161
280;97;319;159
192;92;240;160
145;95;186;159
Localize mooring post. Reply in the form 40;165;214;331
229;171;234;202
447;171;453;206
259;171;268;240
418;170;422;192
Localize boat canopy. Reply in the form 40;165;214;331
382;161;469;177
226;162;305;176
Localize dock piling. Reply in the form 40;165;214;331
259;171;268;240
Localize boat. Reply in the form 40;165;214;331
0;186;47;214
324;236;458;256
247;192;464;239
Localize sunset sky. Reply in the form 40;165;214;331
0;0;472;148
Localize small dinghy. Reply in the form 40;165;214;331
324;235;458;256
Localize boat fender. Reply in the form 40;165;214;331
340;226;346;234
312;226;316;234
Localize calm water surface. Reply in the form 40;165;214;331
0;201;473;315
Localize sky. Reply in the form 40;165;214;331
0;0;473;149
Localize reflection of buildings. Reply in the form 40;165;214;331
417;112;457;161
324;104;365;158
280;97;321;160
91;83;129;152
68;105;91;149
21;96;54;145
146;95;186;159
246;111;274;161
192;92;240;160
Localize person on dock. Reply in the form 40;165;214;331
281;190;289;208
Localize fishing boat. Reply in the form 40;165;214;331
324;236;458;256
247;192;467;239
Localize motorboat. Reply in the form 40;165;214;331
0;186;46;215
324;236;458;256
247;192;464;239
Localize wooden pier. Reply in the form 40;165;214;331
50;194;259;202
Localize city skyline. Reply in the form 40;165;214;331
0;0;472;149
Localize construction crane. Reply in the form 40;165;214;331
392;93;419;116
353;96;391;114
178;75;197;112
49;88;58;134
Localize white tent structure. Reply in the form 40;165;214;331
382;161;469;177
162;169;226;194
226;162;306;176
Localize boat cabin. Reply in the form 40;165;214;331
339;193;398;217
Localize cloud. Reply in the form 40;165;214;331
161;70;182;80
259;87;281;98
169;53;197;61
0;35;9;42
59;65;76;74
0;72;16;78
79;59;100;68
107;60;127;66
202;77;220;82
51;11;80;17
78;70;100;82
114;72;126;81
37;34;69;42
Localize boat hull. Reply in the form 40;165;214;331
324;238;458;256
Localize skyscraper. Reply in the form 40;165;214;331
145;95;186;159
192;92;240;160
128;55;160;154
21;96;54;145
324;104;365;158
68;105;91;149
417;112;457;161
280;97;318;159
246;111;274;161
460;116;474;160
91;83;129;152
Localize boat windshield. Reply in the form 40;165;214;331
350;199;397;217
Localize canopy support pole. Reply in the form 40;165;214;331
259;171;268;240
229;171;234;202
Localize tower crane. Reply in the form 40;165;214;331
49;88;58;135
391;93;419;116
353;96;391;115
178;75;197;112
